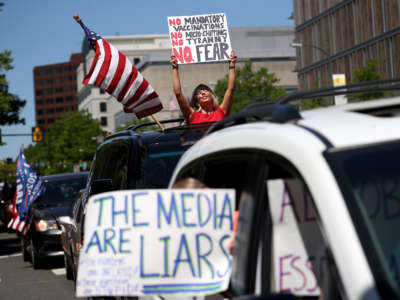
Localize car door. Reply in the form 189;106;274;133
173;149;346;299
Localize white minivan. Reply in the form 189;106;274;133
169;92;400;300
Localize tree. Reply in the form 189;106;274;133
214;61;286;114
24;111;104;175
347;60;392;101
115;117;157;133
0;3;26;129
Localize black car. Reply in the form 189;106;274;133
21;172;88;269
62;119;209;283
0;181;16;231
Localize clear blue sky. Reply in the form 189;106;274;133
0;0;294;161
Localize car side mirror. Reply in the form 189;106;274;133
90;178;113;195
59;216;73;225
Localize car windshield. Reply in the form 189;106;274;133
326;141;400;295
33;176;87;208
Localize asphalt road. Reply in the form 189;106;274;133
0;228;78;300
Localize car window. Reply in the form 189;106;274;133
91;140;129;191
34;176;87;208
326;141;400;297
174;150;268;295
260;153;342;300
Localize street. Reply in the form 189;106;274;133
0;229;78;300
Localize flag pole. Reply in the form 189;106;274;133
151;114;165;131
73;14;165;132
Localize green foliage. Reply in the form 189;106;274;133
214;61;286;114
116;117;158;133
347;60;392;101
24;111;104;175
0;50;26;130
0;160;16;184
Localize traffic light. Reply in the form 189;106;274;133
32;127;43;142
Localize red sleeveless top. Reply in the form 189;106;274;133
189;106;226;124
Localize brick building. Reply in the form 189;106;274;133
293;0;400;90
33;53;82;132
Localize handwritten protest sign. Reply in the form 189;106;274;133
168;13;232;64
76;189;235;297
268;179;326;296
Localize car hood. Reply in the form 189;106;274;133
32;205;70;220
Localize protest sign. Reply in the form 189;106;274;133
268;179;326;296
168;13;232;64
76;189;235;297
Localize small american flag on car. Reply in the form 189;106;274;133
74;15;163;119
8;148;44;235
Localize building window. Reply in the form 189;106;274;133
100;102;107;112
35;90;43;96
56;107;64;113
37;110;43;115
37;119;45;125
100;117;108;127
66;96;73;102
56;97;63;103
46;98;54;104
47;118;54;124
45;68;53;74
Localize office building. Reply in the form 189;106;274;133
293;0;400;90
33;53;82;132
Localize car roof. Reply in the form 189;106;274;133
41;172;89;182
298;96;400;147
103;118;211;148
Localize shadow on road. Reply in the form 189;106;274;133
0;232;21;256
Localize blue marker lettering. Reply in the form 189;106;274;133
104;228;116;254
181;193;196;227
132;192;149;227
197;192;211;227
140;235;160;278
94;196;114;226
112;195;129;226
85;230;103;253
157;192;181;228
159;235;171;277
119;228;131;253
196;233;214;278
172;234;196;277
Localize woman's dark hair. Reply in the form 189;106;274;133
190;84;217;110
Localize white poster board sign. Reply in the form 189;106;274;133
168;13;232;64
76;189;235;297
268;179;325;296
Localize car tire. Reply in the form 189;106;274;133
64;253;74;280
30;238;41;269
21;238;30;262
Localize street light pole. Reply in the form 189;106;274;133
290;42;333;88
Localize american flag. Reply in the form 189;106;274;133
8;149;44;235
76;17;163;118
